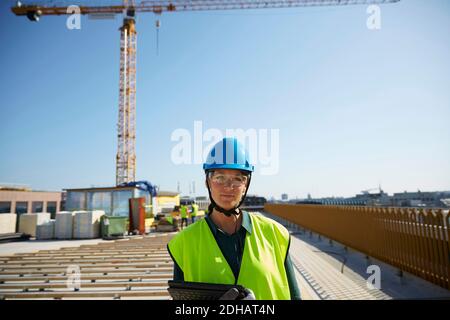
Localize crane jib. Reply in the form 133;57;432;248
12;1;401;17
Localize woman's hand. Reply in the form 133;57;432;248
219;287;255;300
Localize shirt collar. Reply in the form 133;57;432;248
205;210;252;235
241;211;252;234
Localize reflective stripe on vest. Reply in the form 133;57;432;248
167;213;291;300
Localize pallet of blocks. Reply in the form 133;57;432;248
0;214;17;234
55;211;75;239
73;210;105;239
36;220;55;240
18;213;51;237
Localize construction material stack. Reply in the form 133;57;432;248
36;220;55;240
19;213;51;237
0;214;17;235
54;211;75;240
73;210;105;239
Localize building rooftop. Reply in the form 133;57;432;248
157;191;179;197
64;186;139;192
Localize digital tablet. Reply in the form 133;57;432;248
167;280;247;300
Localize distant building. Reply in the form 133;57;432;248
290;189;450;208
242;195;267;208
440;198;450;207
392;190;450;208
353;190;391;206
0;185;63;231
179;196;209;211
155;191;180;215
194;196;210;211
295;200;322;205
65;185;153;217
180;196;194;206
281;193;288;201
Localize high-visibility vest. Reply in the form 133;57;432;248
191;204;198;217
180;206;187;218
167;213;291;300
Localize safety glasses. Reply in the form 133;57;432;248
208;172;248;188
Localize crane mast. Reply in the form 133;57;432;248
116;16;137;185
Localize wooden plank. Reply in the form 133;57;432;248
1;252;170;258
15;247;167;251
14;246;167;256
13;250;168;256
4;251;169;257
1;259;172;268
0;266;173;275
1;258;171;266
0;280;169;290
1;263;174;273
0;274;172;283
2;253;169;260
4;255;168;261
0;289;170;300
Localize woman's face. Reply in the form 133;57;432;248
207;169;248;211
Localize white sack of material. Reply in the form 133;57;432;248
73;210;105;239
0;214;17;234
36;220;55;240
55;211;75;239
19;213;51;237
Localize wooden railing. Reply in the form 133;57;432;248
264;204;450;290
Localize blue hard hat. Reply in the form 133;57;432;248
203;137;254;173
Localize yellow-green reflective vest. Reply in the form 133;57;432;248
166;216;173;225
167;213;291;300
191;204;198;217
180;206;187;218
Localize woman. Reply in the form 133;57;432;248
167;137;300;300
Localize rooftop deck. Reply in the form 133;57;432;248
0;211;449;300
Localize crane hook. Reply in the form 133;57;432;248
155;18;161;56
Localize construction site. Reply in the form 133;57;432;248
1;0;450;304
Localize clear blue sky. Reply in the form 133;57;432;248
0;0;449;199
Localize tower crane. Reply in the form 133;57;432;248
11;0;400;186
